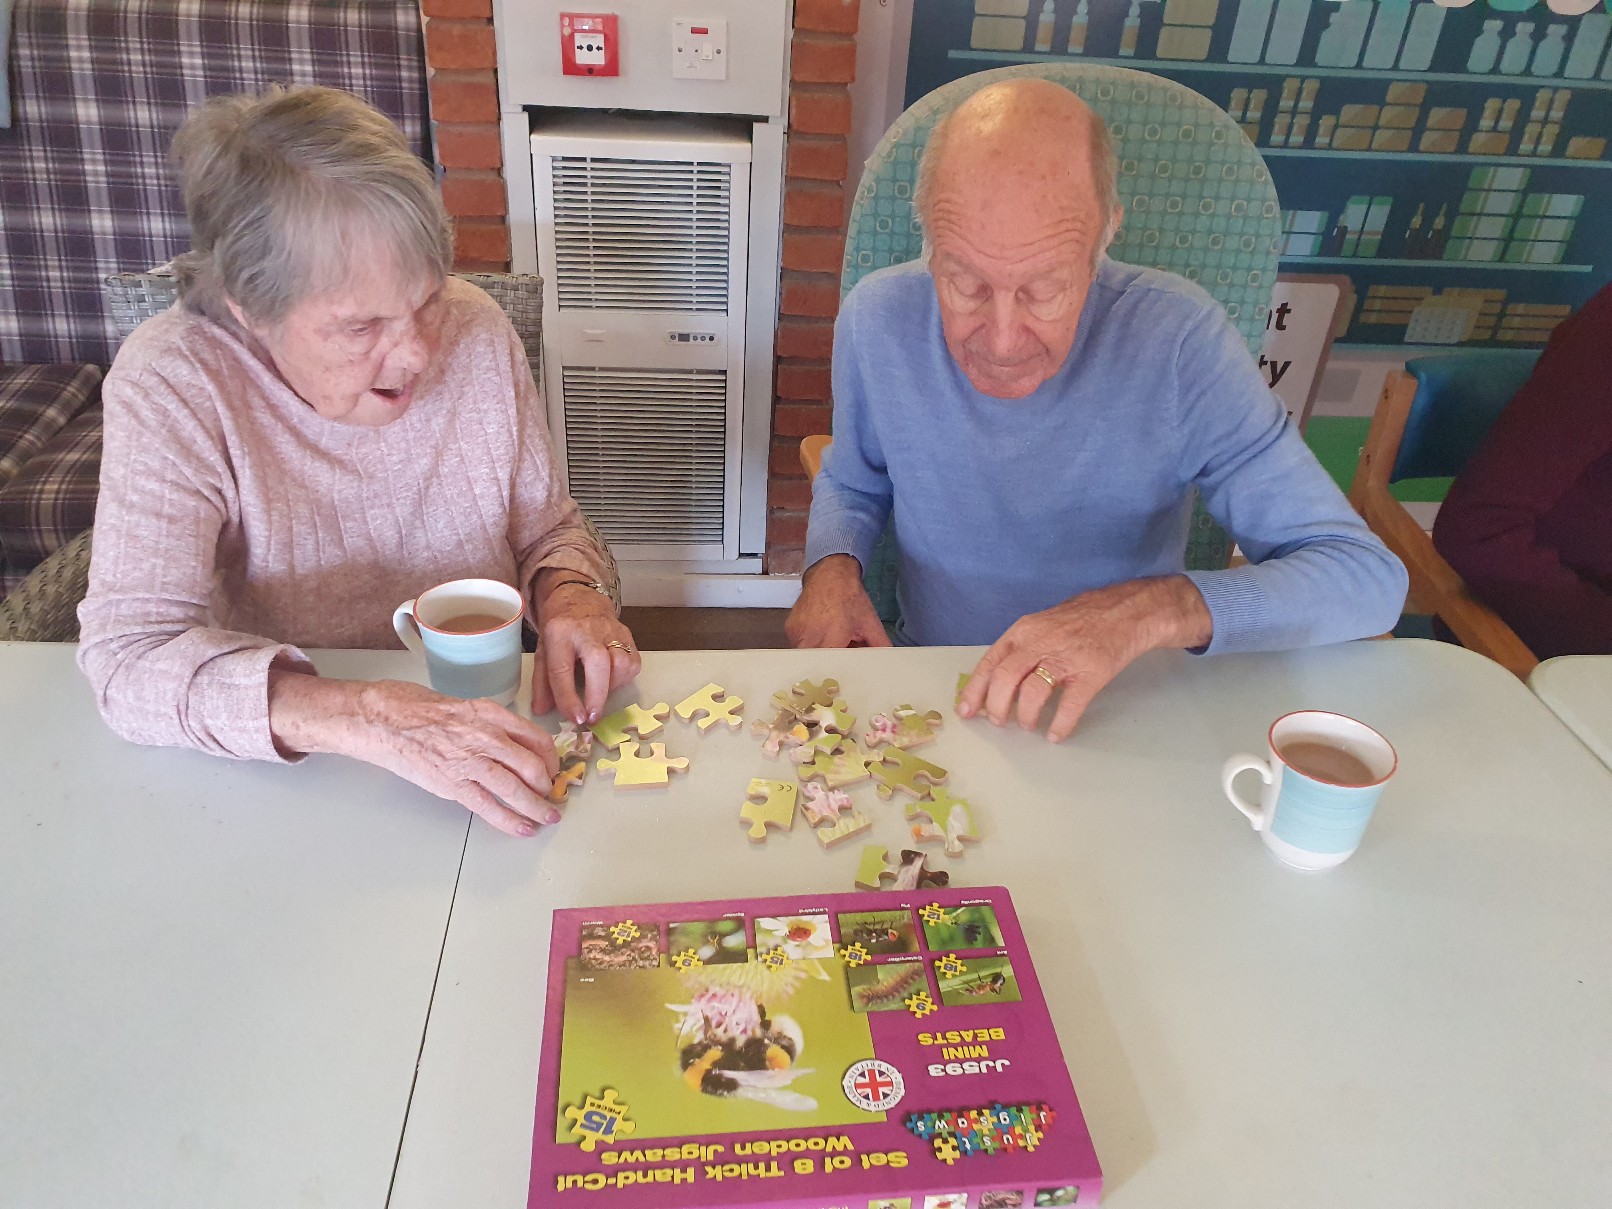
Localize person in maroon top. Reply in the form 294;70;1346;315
1433;282;1612;659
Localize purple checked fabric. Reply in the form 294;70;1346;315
0;0;428;365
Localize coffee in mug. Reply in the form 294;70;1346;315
1222;710;1397;870
392;578;524;706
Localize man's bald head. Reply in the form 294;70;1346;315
910;79;1123;399
914;79;1120;265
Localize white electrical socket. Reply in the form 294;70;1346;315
672;17;727;80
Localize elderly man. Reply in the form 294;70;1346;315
789;79;1407;741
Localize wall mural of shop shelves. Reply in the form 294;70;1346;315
906;0;1612;348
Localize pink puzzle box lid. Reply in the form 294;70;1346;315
529;886;1102;1208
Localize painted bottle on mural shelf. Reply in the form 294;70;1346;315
1264;0;1310;65
1119;0;1142;58
1531;24;1567;76
1427;205;1449;260
1538;121;1560;156
1398;1;1447;72
1066;0;1089;54
1228;0;1278;64
1500;23;1536;75
1562;12;1611;79
1468;19;1504;73
1035;0;1055;53
1404;203;1427;259
1316;0;1374;68
1362;0;1413;70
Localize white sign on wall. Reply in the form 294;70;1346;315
1261;276;1349;430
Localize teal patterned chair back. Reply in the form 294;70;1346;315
842;64;1283;619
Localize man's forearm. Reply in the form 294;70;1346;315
1065;575;1213;657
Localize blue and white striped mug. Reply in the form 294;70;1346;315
392;578;524;707
1221;711;1398;870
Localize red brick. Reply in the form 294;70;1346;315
791;34;857;85
767;545;807;575
776;319;834;360
790;87;853;137
783;181;846;229
454;258;510;273
782;231;845;274
776;364;832;401
770;439;810;476
788;135;849;183
429;72;498;124
768;512;810;548
423;0;492;17
435;123;503;170
794;0;862;36
425;20;498;71
769;476;815;512
441;170;507;218
454;218;510;265
773;402;832;436
779;273;840;319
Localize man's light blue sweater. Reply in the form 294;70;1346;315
804;259;1408;652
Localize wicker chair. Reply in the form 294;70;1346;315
0;271;618;641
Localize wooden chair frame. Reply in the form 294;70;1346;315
1348;369;1537;680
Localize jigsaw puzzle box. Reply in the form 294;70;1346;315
530;886;1101;1208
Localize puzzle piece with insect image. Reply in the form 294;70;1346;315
597;741;690;789
797;737;881;790
770;678;845;721
807;700;856;736
871;747;949;800
751;708;812;758
864;703;944;751
548;757;589;804
786;729;844;766
552;721;595;764
673;683;744;733
905;787;981;856
740;778;797;842
591;702;670;749
799;780;855;828
854;844;950;891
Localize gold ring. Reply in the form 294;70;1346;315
607;640;634;654
1032;665;1056;687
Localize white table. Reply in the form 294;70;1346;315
389;639;1612;1208
0;644;470;1209
1530;655;1612;774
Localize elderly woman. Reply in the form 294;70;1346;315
77;85;639;837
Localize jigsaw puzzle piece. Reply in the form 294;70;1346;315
797;737;880;790
552;722;595;764
787;730;844;765
864;703;944;750
799;780;855;827
814;807;872;849
548;757;589;804
673;683;744;733
751;709;812;758
807;701;856;736
871;747;948;800
854;844;892;891
740;778;798;842
597;741;690;789
591;702;670;749
904;788;981;856
770;678;843;720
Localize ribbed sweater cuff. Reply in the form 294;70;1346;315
1184;568;1272;655
803;519;877;577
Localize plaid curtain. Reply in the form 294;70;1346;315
0;0;428;365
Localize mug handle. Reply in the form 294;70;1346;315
392;599;425;656
1221;754;1275;832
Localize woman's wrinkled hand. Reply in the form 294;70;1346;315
268;670;563;836
531;580;642;724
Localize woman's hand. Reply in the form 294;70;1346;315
269;670;562;836
531;575;642;724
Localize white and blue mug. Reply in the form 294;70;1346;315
392;578;524;707
1221;710;1398;870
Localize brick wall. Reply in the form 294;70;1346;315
422;0;512;272
427;0;861;573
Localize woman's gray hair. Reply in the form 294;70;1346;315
913;97;1121;265
171;85;452;325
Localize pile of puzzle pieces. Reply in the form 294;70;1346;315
742;678;984;888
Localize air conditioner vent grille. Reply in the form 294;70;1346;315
550;157;732;313
561;367;727;545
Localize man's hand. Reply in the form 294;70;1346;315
958;576;1212;742
786;554;892;649
530;572;641;726
269;671;562;836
